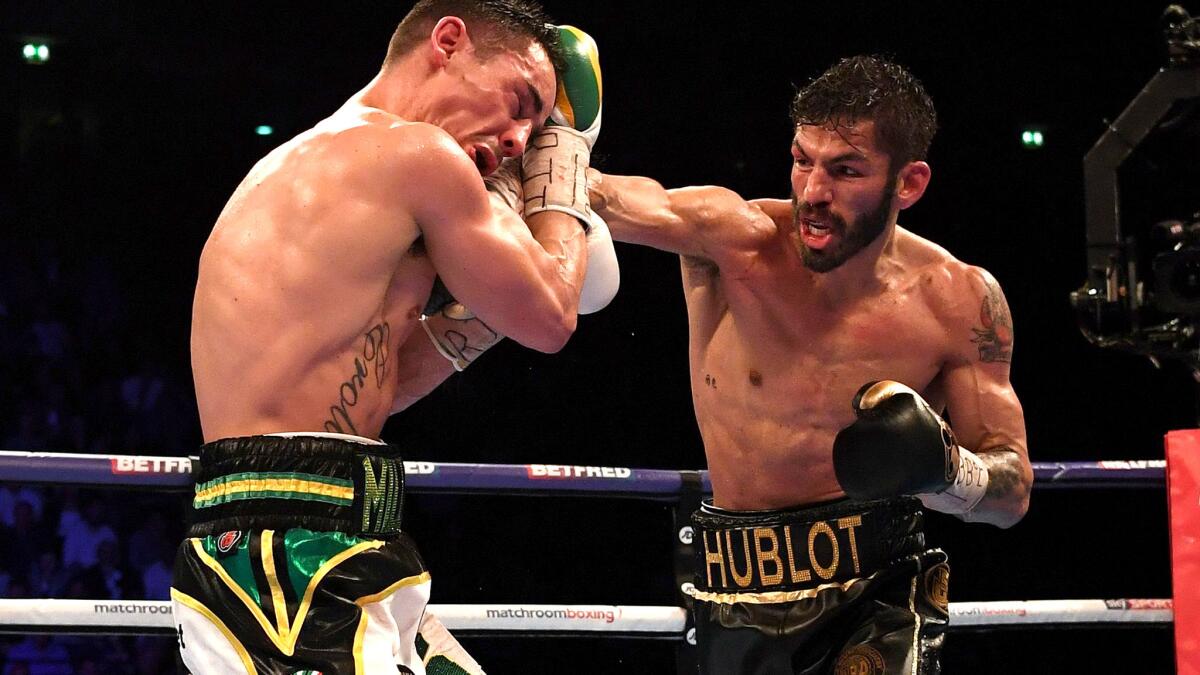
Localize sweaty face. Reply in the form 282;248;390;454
433;38;556;176
791;177;896;272
789;122;898;272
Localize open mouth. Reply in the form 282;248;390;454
804;218;831;235
471;145;497;176
800;217;835;249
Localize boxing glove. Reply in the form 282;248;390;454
522;25;602;228
833;381;989;514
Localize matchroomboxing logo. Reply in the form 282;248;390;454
485;607;619;624
526;464;632;479
110;457;192;474
93;603;172;614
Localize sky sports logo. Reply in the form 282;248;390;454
526;464;632;479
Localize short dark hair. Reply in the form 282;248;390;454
385;0;565;75
791;55;937;170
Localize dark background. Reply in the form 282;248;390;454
5;1;1197;673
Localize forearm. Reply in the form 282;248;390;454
389;325;459;414
967;445;1033;528
526;210;589;310
509;210;587;349
392;310;507;412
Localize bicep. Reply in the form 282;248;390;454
942;360;1027;459
941;271;1027;459
408;147;554;322
592;174;770;260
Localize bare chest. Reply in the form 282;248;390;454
685;280;949;507
701;290;944;405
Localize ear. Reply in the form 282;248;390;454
429;16;469;66
894;161;931;211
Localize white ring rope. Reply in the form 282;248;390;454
0;599;1172;636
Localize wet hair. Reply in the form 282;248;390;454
790;55;937;171
385;0;566;75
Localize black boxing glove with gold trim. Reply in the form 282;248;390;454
833;381;988;514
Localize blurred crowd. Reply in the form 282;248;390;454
0;243;196;673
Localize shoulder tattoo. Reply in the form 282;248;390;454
969;278;1013;363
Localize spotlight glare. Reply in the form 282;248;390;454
22;43;49;64
255;125;274;136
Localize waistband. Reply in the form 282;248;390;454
691;497;924;594
187;435;406;538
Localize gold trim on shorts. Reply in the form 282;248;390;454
687;577;865;604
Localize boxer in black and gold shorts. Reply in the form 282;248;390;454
170;434;481;675
690;497;949;675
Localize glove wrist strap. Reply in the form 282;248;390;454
919;447;989;516
522;127;591;231
419;305;502;372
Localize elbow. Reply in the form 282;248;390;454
993;496;1029;529
992;463;1034;529
526;307;577;353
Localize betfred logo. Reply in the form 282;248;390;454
110;457;192;474
402;461;435;475
1098;460;1165;470
526;464;632;479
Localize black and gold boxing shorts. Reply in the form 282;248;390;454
690;497;949;675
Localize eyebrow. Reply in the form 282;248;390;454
792;141;867;164
829;151;868;164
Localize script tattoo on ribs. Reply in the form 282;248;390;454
970;279;1013;363
324;322;391;435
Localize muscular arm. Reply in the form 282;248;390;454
588;172;775;263
403;126;587;353
939;266;1033;528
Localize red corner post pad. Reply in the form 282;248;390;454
1167;430;1200;675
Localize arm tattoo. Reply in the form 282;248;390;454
981;446;1022;499
324;322;391;435
970;279;1013;363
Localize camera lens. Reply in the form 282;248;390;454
1154;249;1200;313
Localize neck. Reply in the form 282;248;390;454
809;221;900;304
353;56;428;120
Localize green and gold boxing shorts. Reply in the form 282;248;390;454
170;433;482;674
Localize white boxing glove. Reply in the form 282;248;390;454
580;211;619;314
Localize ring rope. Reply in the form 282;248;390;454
0;451;1168;494
0;452;1171;639
0;599;1171;636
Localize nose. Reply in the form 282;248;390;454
500;120;534;158
800;166;833;207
